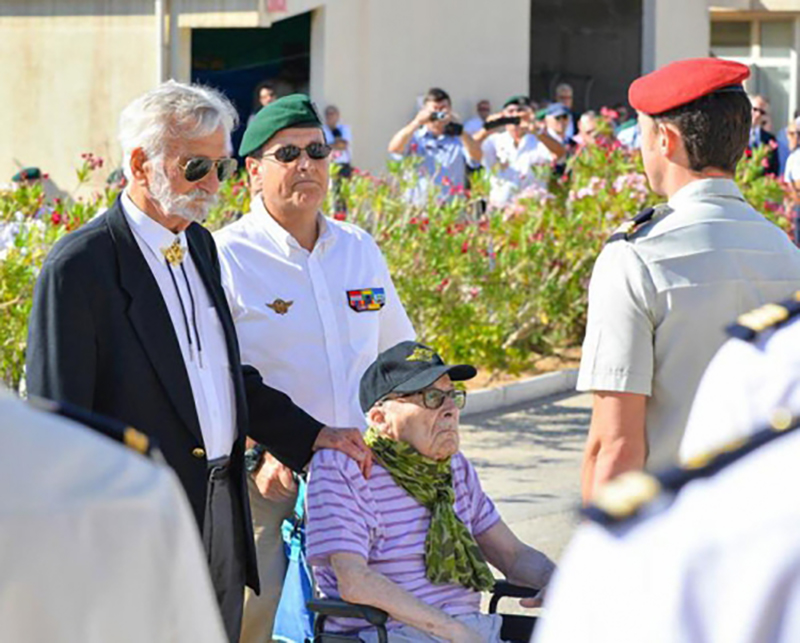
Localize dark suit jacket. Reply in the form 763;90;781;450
26;198;324;592
752;128;780;177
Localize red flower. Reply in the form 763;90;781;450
51;212;62;225
333;211;346;221
461;240;469;254
441;176;452;187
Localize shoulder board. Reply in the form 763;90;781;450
726;291;800;342
29;397;158;459
606;206;656;244
584;408;800;528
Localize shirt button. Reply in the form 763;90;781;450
192;447;206;459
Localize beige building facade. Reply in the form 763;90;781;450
0;0;798;193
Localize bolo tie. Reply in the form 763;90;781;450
161;238;203;368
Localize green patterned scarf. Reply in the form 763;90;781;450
364;426;495;591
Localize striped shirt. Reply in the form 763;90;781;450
306;448;500;633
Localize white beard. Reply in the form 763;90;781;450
150;166;218;223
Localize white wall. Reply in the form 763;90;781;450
306;0;531;173
643;0;710;72
0;2;158;192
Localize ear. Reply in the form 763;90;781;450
129;148;151;186
367;405;388;431
658;122;683;159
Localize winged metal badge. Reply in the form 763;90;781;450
266;298;293;315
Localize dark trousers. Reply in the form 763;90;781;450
204;456;247;643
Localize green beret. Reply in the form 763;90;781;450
239;94;323;157
503;95;531;109
12;166;41;182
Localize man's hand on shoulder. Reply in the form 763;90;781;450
313;427;373;478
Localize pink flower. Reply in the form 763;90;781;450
51;212;62;225
461;240;469;254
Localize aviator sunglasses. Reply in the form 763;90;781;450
389;387;467;410
179;157;239;182
263;142;333;164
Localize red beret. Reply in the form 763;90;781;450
629;58;750;115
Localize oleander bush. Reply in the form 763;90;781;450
1;122;792;390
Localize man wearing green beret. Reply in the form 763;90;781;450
215;94;414;642
11;166;43;187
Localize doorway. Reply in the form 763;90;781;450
191;11;312;155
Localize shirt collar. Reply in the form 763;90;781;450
667;177;744;210
121;190;186;263
250;194;335;257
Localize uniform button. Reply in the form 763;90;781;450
192;447;206;459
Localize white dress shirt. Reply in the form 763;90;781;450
0;388;226;643
481;131;553;206
121;191;236;458
215;197;415;430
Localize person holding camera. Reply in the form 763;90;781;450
473;95;565;207
388;87;482;204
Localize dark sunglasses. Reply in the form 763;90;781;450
179;157;238;182
555;114;570;120
752;107;767;115
391;388;467;410
264;142;332;164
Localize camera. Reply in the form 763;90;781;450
444;122;464;137
430;111;448;122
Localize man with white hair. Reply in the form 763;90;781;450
26;81;372;642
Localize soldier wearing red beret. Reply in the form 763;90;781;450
577;58;800;503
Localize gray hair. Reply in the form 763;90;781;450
555;83;573;95
579;111;597;127
118;80;239;180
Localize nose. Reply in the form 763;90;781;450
296;151;313;171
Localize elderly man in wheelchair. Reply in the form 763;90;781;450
305;341;555;642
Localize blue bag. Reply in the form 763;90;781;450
272;480;315;643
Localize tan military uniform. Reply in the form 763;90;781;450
578;177;800;470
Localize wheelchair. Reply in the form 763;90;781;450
306;580;539;643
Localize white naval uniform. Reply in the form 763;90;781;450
577;178;800;470
214;196;415;641
534;410;800;643
481;130;553;206
0;388;226;643
680;312;800;463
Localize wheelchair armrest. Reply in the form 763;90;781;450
307;598;389;626
492;580;540;599
489;581;541;614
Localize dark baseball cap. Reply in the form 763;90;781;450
359;341;477;412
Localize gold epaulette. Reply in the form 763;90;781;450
606;206;657;244
727;292;800;342
584;408;800;528
29;397;157;458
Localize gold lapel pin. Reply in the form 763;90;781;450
266;299;294;315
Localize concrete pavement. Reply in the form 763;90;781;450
460;391;592;564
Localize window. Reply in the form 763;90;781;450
710;19;797;133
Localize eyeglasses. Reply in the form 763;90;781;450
179;157;238;182
752;107;767;115
788;130;799;136
390;388;467;410
263;142;332;164
555;114;570;121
